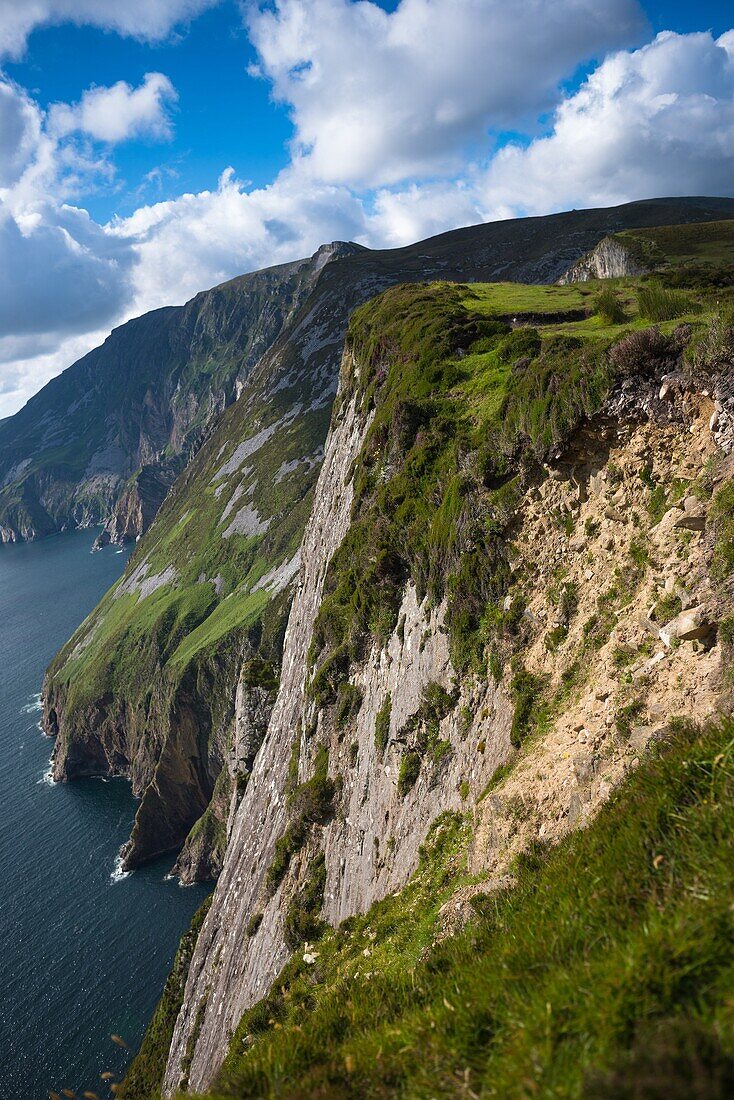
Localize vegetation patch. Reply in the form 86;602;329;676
206;720;734;1100
283;853;328;950
374;693;391;758
267;748;336;895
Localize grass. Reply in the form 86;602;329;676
638;283;697;323
594;284;627;325
190;719;734;1100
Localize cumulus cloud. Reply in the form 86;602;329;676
0;0;220;57
245;0;645;187
50;72;178;144
0;77;42;186
109;167;368;313
0;199;134;338
477;30;734;216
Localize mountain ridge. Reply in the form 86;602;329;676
3;196;734;546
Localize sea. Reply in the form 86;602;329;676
0;529;210;1096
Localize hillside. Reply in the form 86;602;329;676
84;217;734;1097
41;199;734;886
3;198;733;549
0;247;346;545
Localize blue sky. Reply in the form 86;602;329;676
3;0;731;222
0;0;732;415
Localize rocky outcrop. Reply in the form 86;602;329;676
557;234;650;283
93;464;179;548
46;633;247;875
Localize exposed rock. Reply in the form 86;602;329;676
659;606;716;647
557;235;650;284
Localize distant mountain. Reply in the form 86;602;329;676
0;242;362;544
3;196;733;546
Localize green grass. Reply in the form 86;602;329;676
638;283;697;323
192;719;734;1100
461;281;593;316
618;219;734;268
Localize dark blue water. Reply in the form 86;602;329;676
0;530;210;1096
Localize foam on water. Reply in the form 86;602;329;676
110;851;132;884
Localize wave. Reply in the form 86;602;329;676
37;764;55;787
21;693;42;715
110;851;131;884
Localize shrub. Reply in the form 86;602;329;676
398;751;421;796
594;285;627;324
686;313;734;376
615;698;644;739
335;681;362;729
246;913;263;938
609;327;676;377
510;663;544;747
375;693;392;757
283;853;327;950
638;283;695;322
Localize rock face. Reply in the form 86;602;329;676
557;234;650;283
161;374;514;1093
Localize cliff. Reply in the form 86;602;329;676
0;243;361;546
557;233;652;282
41;202;734;888
153;257;734;1092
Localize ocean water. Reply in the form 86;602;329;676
0;530;210;1096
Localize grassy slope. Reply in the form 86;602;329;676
48;371;328;714
201;718;734;1100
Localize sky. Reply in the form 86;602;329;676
0;0;732;418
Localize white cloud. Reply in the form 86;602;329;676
0;77;42;186
0;199;134;337
245;0;645;187
1;9;734;421
475;30;734;216
0;0;220;57
0;328;108;419
50;73;178;144
109;166;368;313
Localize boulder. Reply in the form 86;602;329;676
659;605;715;647
673;511;706;532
